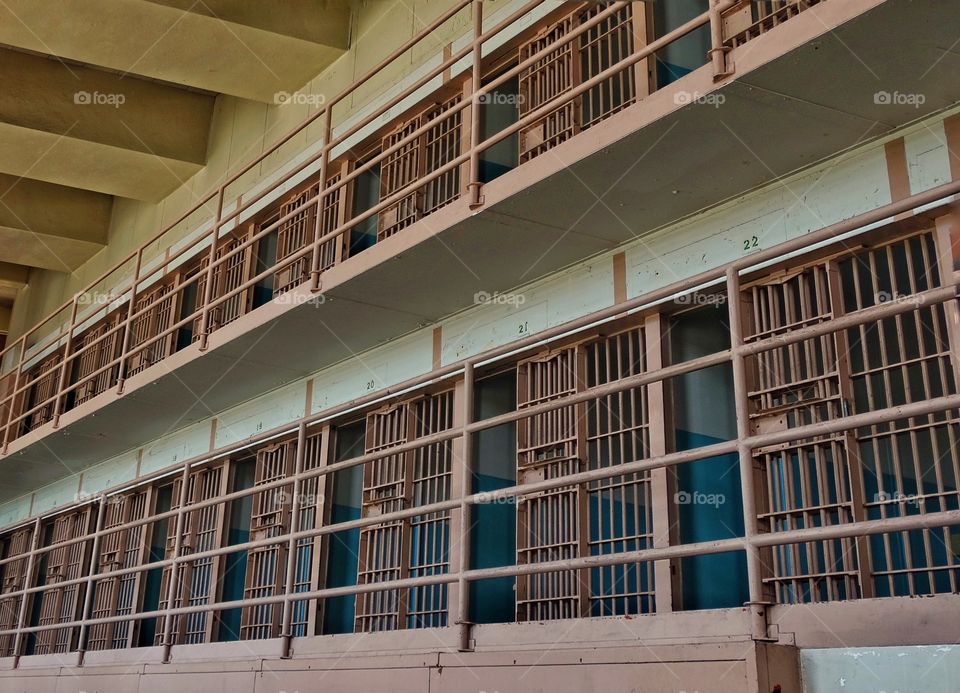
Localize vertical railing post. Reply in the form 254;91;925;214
1;336;27;454
75;495;107;666
310;108;333;292
455;362;475;651
198;187;226;351
116;249;144;395
726;266;769;640
52;295;81;428
280;422;307;658
467;0;484;209
708;0;734;79
11;516;42;666
161;464;192;663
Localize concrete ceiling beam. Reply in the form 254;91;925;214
0;0;351;103
0;174;111;272
0;48;213;201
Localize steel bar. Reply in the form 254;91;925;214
279;422;307;656
115;248;144;395
726;266;768;640
160;464;192;662
74;497;107;665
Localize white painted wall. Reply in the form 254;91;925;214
802;645;960;692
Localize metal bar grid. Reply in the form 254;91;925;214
239;441;294;640
33;508;93;655
355;391;455;632
275;185;321;295
0;527;32;657
722;0;822;48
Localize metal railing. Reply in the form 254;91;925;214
0;178;957;664
0;0;824;450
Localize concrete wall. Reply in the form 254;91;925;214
0;618;801;693
1;102;956;529
802;645;960;692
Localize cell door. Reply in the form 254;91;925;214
72;318;122;405
421;96;462;216
275;185;318;295
517;3;638;163
155;464;227;645
128;284;175;377
744;264;863;604
837;231;960;597
379;115;424;240
194;232;254;335
355;391;454;632
0;527;33;657
290;430;327;638
239;441;295;640
24;352;61;432
87;490;150;650
34;508;93;655
516;334;658;621
516;347;589;621
518;13;579;163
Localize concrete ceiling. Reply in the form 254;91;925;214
0;0;351;284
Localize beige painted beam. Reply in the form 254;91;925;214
0;49;212;200
0;174;110;271
0;263;28;306
146;0;352;48
0;175;110;271
0;0;350;103
0;263;29;289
